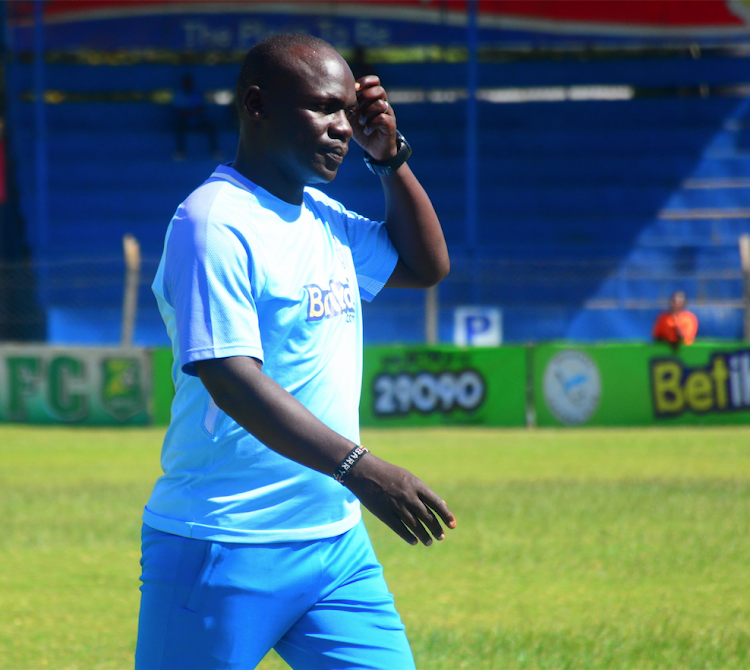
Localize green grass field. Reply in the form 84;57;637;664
1;425;749;669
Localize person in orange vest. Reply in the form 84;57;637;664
652;291;699;347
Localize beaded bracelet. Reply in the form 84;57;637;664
333;445;369;484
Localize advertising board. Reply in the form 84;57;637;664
0;345;150;425
151;347;175;426
533;342;750;427
360;345;527;427
10;1;750;51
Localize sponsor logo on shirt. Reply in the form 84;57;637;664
304;279;355;323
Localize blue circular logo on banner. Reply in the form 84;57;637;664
543;350;602;425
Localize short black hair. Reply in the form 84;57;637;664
235;33;337;114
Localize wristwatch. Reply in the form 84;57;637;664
363;131;412;177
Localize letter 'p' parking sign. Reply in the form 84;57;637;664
453;306;503;347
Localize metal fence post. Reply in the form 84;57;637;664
740;234;750;341
425;285;438;345
121;234;141;347
34;0;48;256
466;0;479;303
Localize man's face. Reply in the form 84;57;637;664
260;49;357;189
670;293;686;312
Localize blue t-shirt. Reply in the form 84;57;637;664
144;164;398;543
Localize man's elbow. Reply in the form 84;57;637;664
390;253;450;289
430;256;451;286
416;257;450;288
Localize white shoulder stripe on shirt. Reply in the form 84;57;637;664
204;397;220;436
210;172;255;193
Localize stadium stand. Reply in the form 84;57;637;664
7;53;750;344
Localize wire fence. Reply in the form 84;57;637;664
0;256;158;342
1;254;746;344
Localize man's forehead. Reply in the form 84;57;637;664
281;46;354;96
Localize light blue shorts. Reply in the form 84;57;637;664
135;520;415;670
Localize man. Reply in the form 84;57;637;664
652;290;699;347
136;34;454;670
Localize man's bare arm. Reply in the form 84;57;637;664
382;163;450;288
194;356;456;545
352;76;450;289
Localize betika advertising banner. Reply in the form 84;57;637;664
534;342;750;427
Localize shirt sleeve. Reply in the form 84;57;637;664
678;312;699;345
652;313;674;342
652;314;665;340
338;207;398;302
165;202;265;376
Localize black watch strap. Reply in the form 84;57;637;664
363;131;412;177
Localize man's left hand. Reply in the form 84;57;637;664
352;75;398;162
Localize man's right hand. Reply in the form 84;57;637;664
344;453;456;546
197;356;456;546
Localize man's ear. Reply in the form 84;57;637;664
243;86;264;119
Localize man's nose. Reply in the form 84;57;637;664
329;110;353;140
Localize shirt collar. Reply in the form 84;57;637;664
209;163;258;194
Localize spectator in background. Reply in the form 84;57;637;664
172;74;221;161
652;290;699;347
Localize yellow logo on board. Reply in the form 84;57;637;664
650;351;750;417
